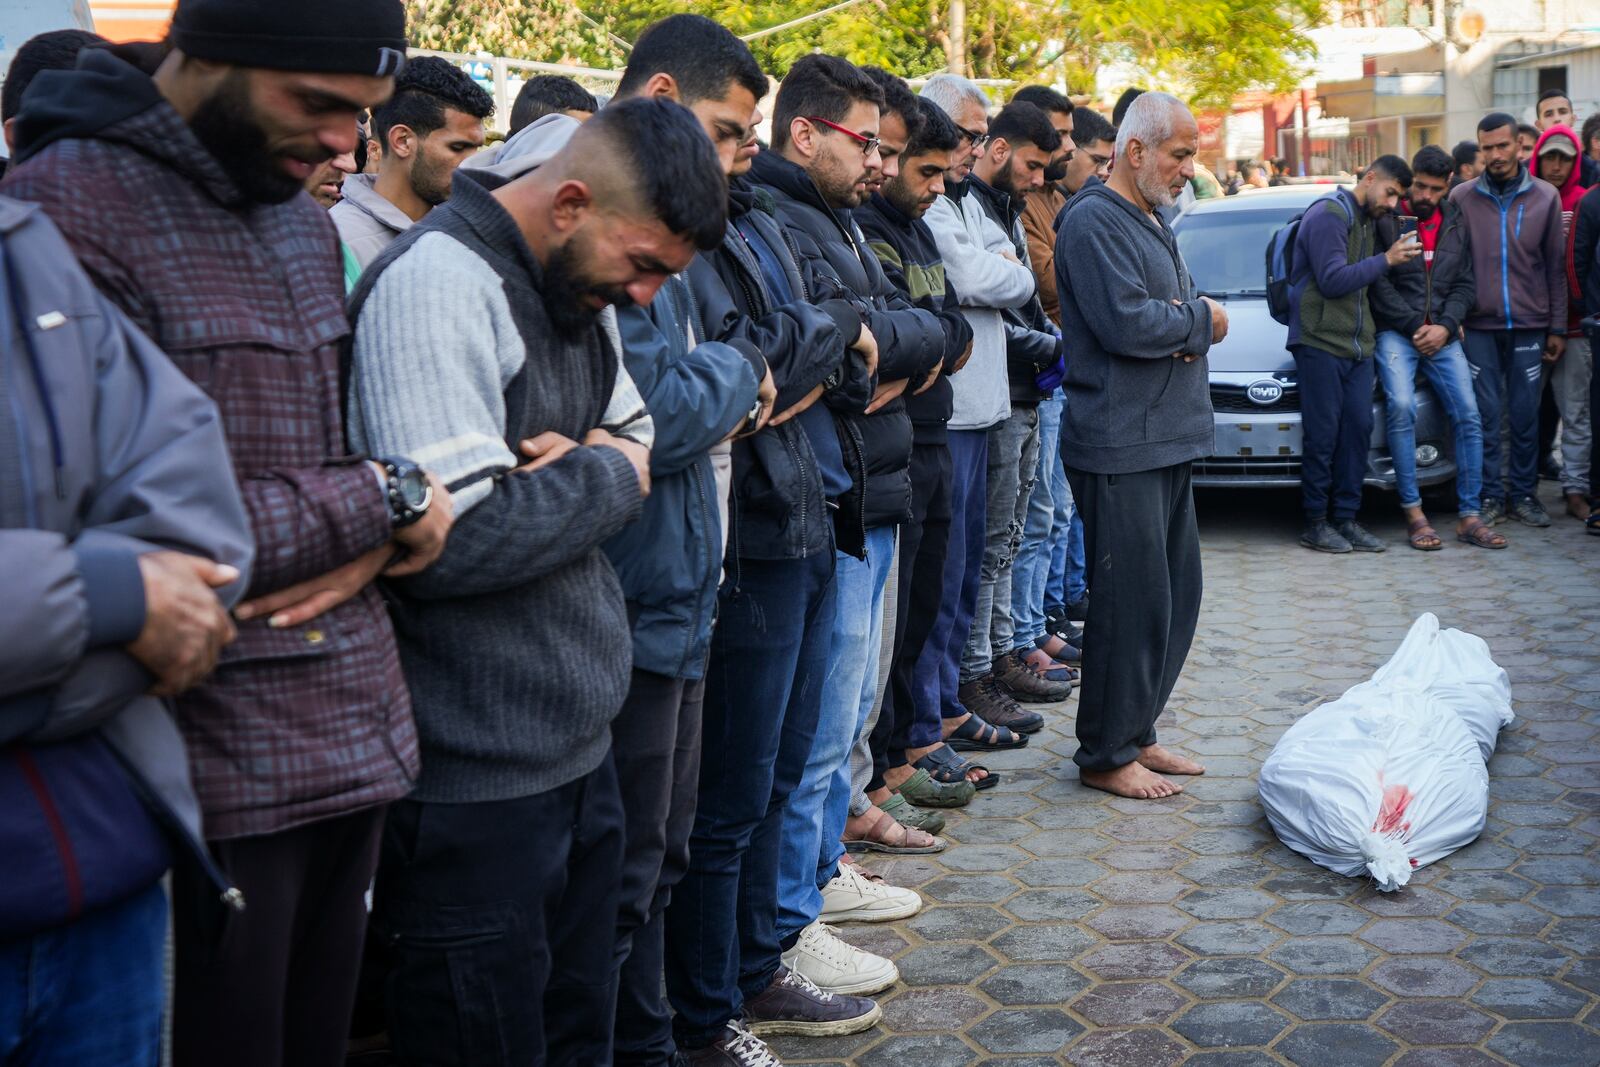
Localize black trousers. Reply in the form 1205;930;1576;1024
611;667;705;1067
373;756;625;1067
1293;344;1376;522
1065;462;1202;772
871;441;954;787
173;805;385;1067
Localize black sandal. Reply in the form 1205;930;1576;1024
946;713;1029;752
918;743;999;790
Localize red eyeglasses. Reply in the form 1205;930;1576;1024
804;115;881;158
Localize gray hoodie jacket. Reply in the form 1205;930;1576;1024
1054;178;1215;474
0;195;253;904
330;172;415;272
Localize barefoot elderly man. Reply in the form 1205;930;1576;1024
1053;91;1226;799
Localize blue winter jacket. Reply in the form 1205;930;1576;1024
603;277;761;680
0;196;253;936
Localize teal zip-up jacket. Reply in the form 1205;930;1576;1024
1448;165;1567;333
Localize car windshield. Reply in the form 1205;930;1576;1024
1175;207;1302;298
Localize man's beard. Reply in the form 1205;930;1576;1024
1412;200;1437;220
883;176;931;219
188;70;315;205
1134;166;1176;209
409;150;454;208
542;234;634;341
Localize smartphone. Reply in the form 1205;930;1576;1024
1396;215;1419;239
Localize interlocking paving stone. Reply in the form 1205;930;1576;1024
1456;936;1571;975
1485;1022;1598;1067
1266;936;1380;975
968;1008;1084;1054
1171;1001;1291;1047
1175;920;1282;956
1174;957;1287;998
1276;1023;1399;1067
776;488;1600;1065
1063;1028;1186;1067
905;906;1012;943
1080;941;1192;980
1359;918;1471;954
1376;999;1497;1044
1270;978;1389;1021
977;963;1091;1005
1369;957;1481;998
1070;981;1189;1025
1081;905;1190;940
1471;977;1592;1019
988;923;1097;962
876;988;987;1032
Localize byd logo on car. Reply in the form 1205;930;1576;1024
1247;380;1284;405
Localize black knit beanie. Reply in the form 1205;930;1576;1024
169;0;408;77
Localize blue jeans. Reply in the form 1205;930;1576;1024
1012;394;1062;646
665;551;836;1047
962;408;1040;680
1048;391;1086;614
917;429;989;722
0;882;165;1067
1462;328;1547;502
1375;331;1484;514
776;525;895;943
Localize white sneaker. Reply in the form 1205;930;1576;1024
780;921;899;996
819;862;922;924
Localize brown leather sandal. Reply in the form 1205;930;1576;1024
1406;516;1443;551
842;806;946;855
1457;516;1508;549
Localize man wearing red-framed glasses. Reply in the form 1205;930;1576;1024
747;51;952;1013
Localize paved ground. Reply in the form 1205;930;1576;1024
775;483;1600;1067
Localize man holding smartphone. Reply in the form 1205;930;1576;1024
1286;154;1421;553
1370;146;1503;549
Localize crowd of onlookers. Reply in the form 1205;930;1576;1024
0;2;1592;1066
1284;87;1599;553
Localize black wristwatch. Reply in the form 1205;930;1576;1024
380;458;432;528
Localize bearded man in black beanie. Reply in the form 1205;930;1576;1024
2;3;460;1066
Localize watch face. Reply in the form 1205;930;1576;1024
398;467;429;509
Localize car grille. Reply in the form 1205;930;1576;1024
1210;384;1300;414
1193;456;1303;479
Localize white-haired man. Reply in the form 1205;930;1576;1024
1053;92;1227;799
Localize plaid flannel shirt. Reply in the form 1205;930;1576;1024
3;82;418;840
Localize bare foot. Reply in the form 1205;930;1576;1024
1137;744;1205;776
1081;761;1182;799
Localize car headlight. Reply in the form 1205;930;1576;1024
1416;444;1440;467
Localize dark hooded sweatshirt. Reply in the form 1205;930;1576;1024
1053;178;1214;474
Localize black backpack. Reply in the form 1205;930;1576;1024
1264;195;1346;326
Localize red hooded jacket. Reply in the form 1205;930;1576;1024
1534;124;1586;334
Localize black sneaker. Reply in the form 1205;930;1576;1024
1301;519;1352;553
1335;520;1386;552
1066;595;1089;622
1509;495;1552;527
683;1021;782;1066
743;965;882;1037
1481;497;1507;525
1047;617;1084;646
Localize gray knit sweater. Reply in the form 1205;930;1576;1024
347;171;645;802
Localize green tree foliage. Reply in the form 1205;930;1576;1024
408;0;1323;106
405;0;626;65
